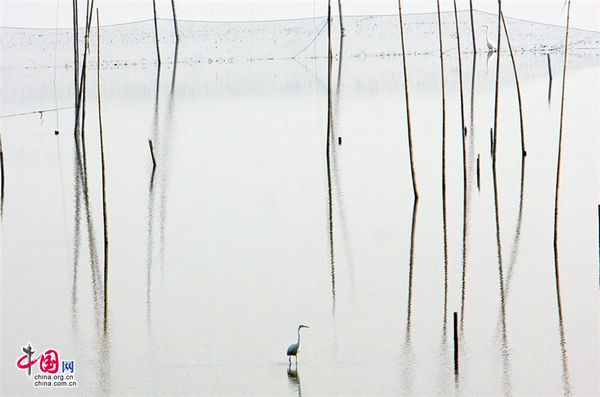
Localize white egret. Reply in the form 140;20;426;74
483;25;497;53
287;325;309;365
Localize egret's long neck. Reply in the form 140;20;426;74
297;328;301;346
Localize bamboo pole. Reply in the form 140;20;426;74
453;312;459;373
80;0;91;173
97;9;109;320
73;0;96;137
547;54;553;82
397;0;419;200
337;0;344;35
500;12;526;157
453;1;467;190
72;0;80;131
152;0;162;67
148;139;157;170
469;0;477;53
477;154;480;190
492;1;502;163
170;0;179;42
436;0;448;327
554;0;572;254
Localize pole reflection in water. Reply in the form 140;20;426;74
435;3;452;392
492;159;512;396
146;157;156;334
435;0;448;333
100;288;111;395
71;142;82;334
145;52;162;334
504;158;526;298
73;131;102;328
159;42;179;277
401;198;418;395
461;53;478;332
326;0;335;315
331;28;355;293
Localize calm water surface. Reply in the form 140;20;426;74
1;20;599;396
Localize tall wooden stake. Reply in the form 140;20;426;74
547;54;553;83
97;9;109;321
492;1;502;163
477;154;480;190
152;0;161;67
398;0;419;200
337;0;344;35
170;0;179;42
453;311;459;373
148;139;157;170
454;3;469;328
554;0;572;251
73;0;96;137
436;0;448;327
453;0;467;192
72;0;80;132
469;0;477;53
501;12;526;158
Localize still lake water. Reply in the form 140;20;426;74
1;14;599;396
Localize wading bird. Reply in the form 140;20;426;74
483;25;497;53
287;324;309;365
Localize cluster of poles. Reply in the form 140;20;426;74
320;0;573;379
0;0;576;385
65;0;181;331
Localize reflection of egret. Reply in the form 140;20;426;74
287;325;309;364
287;366;302;397
483;25;497;52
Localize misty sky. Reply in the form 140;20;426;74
0;0;598;31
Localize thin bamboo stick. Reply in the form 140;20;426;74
547;54;553;82
337;0;344;35
500;12;526;157
453;0;467;189
148;139;157;169
477;154;480;190
469;0;477;53
73;0;96;137
398;0;419;200
72;0;80;131
453;312;459;373
80;0;91;173
152;0;161;67
454;1;469;332
492;1;502;163
170;0;179;42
